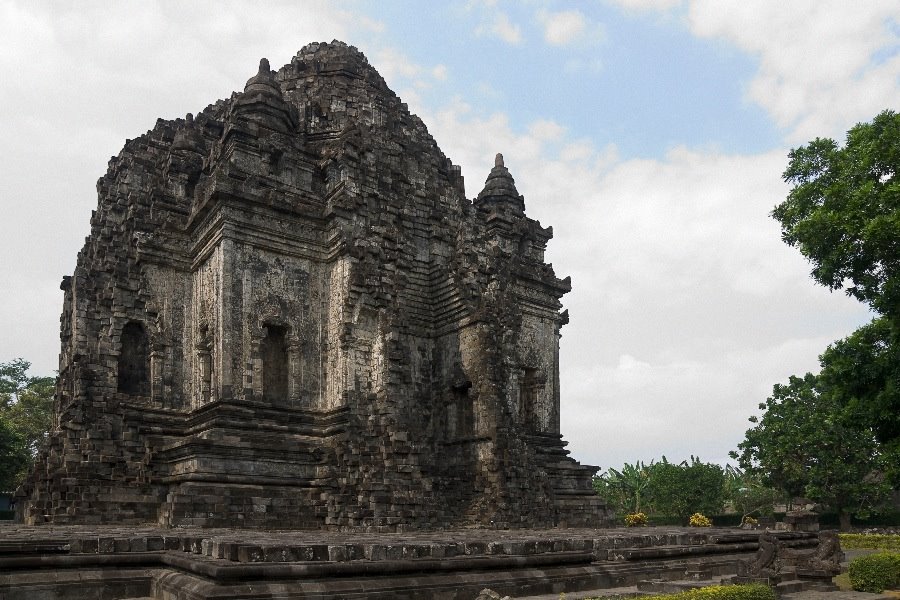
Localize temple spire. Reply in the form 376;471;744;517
475;151;525;214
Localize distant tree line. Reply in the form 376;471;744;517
592;457;776;523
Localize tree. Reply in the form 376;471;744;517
0;418;27;492
593;461;655;515
732;373;892;531
774;110;900;317
606;461;655;513
816;317;900;446
0;359;55;491
646;456;725;522
773;110;900;449
723;464;777;520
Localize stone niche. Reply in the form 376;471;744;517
17;42;612;530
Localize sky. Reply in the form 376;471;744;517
1;0;898;471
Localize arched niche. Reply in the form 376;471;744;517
519;366;547;432
261;323;290;403
118;321;150;396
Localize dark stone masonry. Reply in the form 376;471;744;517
0;525;822;599
16;41;611;530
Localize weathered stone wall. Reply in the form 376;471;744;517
17;41;611;530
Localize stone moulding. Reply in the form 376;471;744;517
17;41;610;530
0;527;820;600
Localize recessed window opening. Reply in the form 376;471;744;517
262;324;289;402
118;321;150;395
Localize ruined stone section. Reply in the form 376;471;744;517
0;526;820;600
17;41;611;529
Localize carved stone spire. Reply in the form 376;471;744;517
171;112;206;155
242;58;280;98
230;57;297;133
475;151;525;213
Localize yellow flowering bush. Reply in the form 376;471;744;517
624;512;648;527
742;516;758;526
689;512;712;527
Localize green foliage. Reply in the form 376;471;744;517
0;358;54;491
723;464;777;519
617;584;775;600
773;110;900;448
775;110;900;316
0;418;27;492
646;457;725;521
848;552;900;593
840;534;900;551
818;317;900;447
595;457;728;521
593;460;655;514
731;372;893;530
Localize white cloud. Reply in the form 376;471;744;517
536;8;607;48
373;47;423;80
607;0;900;143
432;64;449;81
478;11;523;44
538;9;588;45
528;119;566;142
686;1;900;142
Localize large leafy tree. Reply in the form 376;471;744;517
733;110;900;531
732;373;892;531
773;110;900;448
817;317;900;445
774;109;900;316
0;359;55;491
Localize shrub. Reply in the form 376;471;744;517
840;533;900;551
848;552;900;593
742;516;758;526
690;512;712;527
620;584;775;600
625;512;648;527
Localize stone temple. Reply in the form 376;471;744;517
17;41;610;530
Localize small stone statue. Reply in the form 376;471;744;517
735;530;844;582
736;531;779;577
778;530;844;576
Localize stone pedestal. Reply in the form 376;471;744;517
783;511;819;532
